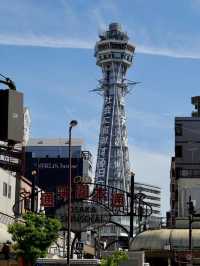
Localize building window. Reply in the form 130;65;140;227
8;185;11;199
175;123;182;136
175;145;183;157
110;225;116;233
3;182;7;197
176;167;181;178
24;198;31;210
86;233;90;242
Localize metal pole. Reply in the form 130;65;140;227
63;231;66;258
31;171;36;212
189;196;192;251
67;126;72;266
66;120;78;265
129;172;135;239
189;214;192;251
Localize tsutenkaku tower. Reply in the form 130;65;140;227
95;23;135;192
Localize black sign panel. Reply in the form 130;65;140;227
25;154;83;191
56;200;111;232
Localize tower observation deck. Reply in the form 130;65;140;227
95;23;135;192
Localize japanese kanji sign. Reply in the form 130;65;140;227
112;192;124;207
92;187;107;201
57;186;68;200
41;192;54;207
74;184;89;200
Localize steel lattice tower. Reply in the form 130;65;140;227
95;23;135;192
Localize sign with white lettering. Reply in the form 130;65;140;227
56;200;111;232
27;157;82;190
95;95;114;183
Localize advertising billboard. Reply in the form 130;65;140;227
25;155;83;190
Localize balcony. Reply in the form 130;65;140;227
176;168;200;178
0;211;15;225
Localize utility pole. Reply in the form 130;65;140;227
129;172;135;239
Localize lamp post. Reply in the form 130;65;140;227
129;172;135;239
31;170;37;212
67;120;78;266
188;196;194;251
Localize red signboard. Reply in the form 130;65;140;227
57;186;69;200
41;192;54;207
92;187;107;201
75;184;89;200
112;192;124;207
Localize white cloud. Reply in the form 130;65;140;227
0;1;199;59
0;33;93;49
2;31;200;60
1;0;200;60
136;44;200;60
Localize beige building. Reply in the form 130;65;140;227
169;96;200;227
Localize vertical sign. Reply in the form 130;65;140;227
96;95;114;183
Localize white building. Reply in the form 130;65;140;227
134;182;161;229
0;168;16;217
0;167;16;244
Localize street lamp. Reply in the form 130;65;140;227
31;170;37;213
67;120;78;266
129;172;135;239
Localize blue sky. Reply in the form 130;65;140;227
1;0;200;214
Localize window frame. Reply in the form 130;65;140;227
175;145;183;158
8;185;11;199
175;123;183;136
3;182;7;197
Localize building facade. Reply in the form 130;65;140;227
0;167;16;218
24;138;94;257
0;167;16;245
25;138;93;191
134;182;161;229
169;96;200;227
